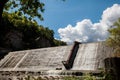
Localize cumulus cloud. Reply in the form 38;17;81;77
58;4;120;44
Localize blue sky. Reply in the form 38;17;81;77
37;0;120;44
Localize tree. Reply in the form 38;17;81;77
106;18;120;56
0;0;66;48
0;0;65;25
1;12;66;50
0;0;45;24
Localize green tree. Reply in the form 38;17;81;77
1;12;66;50
0;0;65;24
106;18;120;56
0;0;45;24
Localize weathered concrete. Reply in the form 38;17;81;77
72;42;113;70
0;45;72;71
0;42;114;79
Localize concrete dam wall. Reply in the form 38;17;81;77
0;42;113;79
72;42;113;70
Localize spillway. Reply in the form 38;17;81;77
0;45;73;71
72;43;99;70
0;42;114;80
72;42;113;70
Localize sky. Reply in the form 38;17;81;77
37;0;120;44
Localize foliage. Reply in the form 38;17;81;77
53;39;66;46
4;0;45;21
63;74;96;80
83;73;96;80
104;73;114;80
1;12;66;50
64;76;80;80
106;18;120;56
2;0;65;21
0;0;66;50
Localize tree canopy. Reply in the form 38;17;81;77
0;0;65;23
1;12;66;50
3;0;45;21
106;18;120;56
0;0;66;50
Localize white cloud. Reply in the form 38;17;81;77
58;4;120;44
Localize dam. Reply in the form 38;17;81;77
0;42;113;79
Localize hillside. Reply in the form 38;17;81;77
0;12;66;59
